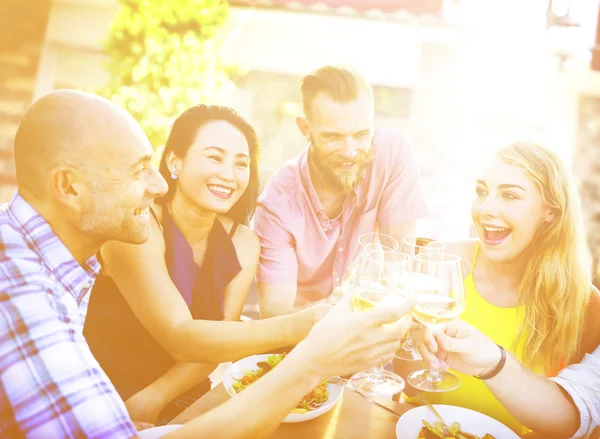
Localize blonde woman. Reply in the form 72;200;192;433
422;142;600;433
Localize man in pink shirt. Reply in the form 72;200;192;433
254;65;429;317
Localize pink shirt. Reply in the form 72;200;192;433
253;128;429;305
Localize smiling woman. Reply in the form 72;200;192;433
412;141;600;434
82;105;320;425
158;106;260;225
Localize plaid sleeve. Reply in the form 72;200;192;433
551;348;600;439
0;281;138;439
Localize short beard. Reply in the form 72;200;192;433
309;136;373;195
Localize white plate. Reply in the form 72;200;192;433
222;354;343;423
396;404;519;439
138;424;183;439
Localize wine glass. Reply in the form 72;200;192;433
407;253;465;392
341;233;399;294
359;232;399;252
348;248;410;396
395;237;446;361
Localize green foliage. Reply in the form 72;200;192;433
99;0;237;148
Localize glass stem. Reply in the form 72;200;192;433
370;365;385;385
401;334;415;351
427;368;442;383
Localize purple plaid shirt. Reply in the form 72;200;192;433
0;192;137;438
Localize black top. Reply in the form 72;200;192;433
84;208;242;401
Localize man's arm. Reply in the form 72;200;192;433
168;345;323;439
421;320;583;438
550;350;600;439
0;282;137;438
253;204;301;317
164;293;415;439
486;353;581;438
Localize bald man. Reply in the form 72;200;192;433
0;90;415;439
0;90;168;437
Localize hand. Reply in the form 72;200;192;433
125;389;166;425
419;319;502;377
308;286;347;322
296;292;416;379
310;301;335;324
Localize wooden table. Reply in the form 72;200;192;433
170;383;413;438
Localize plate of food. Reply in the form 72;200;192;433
395;405;519;439
222;353;343;423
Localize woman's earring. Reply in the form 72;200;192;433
170;168;178;180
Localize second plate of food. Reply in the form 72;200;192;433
222;353;343;423
395;404;519;439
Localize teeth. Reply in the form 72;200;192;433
134;207;149;218
483;226;507;232
208;185;233;195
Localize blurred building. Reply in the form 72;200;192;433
0;0;51;201
1;0;600;258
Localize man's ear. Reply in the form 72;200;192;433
296;116;311;142
50;166;86;211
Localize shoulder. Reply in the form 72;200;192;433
258;154;305;209
0;221;49;291
0;280;71;338
372;128;415;156
217;216;258;249
232;223;260;259
218;217;260;268
371;128;420;177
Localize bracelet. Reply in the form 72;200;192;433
475;344;507;380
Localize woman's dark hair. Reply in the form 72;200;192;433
158;105;260;225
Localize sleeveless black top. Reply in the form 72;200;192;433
84;208;242;401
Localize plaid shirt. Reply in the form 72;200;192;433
0;192;137;438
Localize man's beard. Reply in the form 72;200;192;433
310;136;374;195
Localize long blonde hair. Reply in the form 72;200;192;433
496;142;591;369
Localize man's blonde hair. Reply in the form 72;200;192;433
300;65;373;118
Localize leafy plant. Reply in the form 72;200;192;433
99;0;237;149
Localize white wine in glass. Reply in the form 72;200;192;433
349;249;409;396
412;293;464;331
395;237;446;362
352;280;406;312
341;233;399;295
407;253;465;392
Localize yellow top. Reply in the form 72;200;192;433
418;244;528;434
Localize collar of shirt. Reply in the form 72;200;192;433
7;192;100;308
